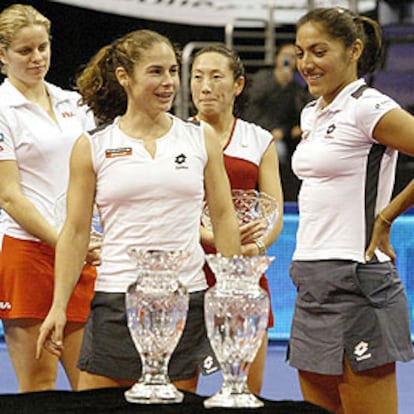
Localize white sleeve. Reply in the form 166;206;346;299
0;107;17;161
354;90;400;142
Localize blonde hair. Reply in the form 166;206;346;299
0;4;51;73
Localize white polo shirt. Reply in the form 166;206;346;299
292;79;400;263
0;79;95;241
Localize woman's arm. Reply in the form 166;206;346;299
37;134;96;357
203;125;241;256
241;141;284;256
373;108;414;156
365;179;414;262
0;160;58;247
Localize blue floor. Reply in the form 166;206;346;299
1;341;413;412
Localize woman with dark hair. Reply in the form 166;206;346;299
190;43;284;395
37;29;240;393
289;7;414;413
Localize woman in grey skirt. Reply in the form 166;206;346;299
36;29;240;393
290;7;414;414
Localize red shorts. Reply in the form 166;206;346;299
0;235;96;322
203;243;274;328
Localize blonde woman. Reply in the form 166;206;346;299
0;4;96;392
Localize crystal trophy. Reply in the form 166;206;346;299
201;189;279;408
201;189;278;235
125;249;190;404
203;254;274;408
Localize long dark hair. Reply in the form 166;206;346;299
297;7;383;77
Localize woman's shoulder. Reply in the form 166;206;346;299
87;119;116;138
236;118;273;140
173;113;202;129
170;114;205;141
45;82;89;112
345;80;397;106
0;79;25;109
350;84;400;117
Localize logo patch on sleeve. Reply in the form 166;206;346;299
105;147;133;158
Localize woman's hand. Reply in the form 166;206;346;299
241;242;260;256
85;237;102;266
239;219;266;244
36;308;67;359
365;215;395;262
200;225;215;247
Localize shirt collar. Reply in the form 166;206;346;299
1;78;71;107
315;78;367;113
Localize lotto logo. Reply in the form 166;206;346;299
353;340;372;362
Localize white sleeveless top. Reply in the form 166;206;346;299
86;115;208;293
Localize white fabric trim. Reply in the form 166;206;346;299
48;0;376;27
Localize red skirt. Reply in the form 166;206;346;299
0;235;96;322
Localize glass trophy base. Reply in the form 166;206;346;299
203;389;264;408
124;382;184;404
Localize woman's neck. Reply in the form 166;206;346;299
8;77;57;122
119;111;172;141
9;77;47;103
196;112;236;148
197;112;234;132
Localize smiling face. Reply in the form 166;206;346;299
295;21;361;106
190;51;244;120
119;41;180;116
0;24;50;88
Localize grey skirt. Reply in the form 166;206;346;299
78;290;218;381
288;260;414;375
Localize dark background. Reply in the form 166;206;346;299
1;0;226;88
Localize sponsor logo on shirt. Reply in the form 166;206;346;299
0;301;11;311
0;132;4;142
375;100;390;110
353;340;372;362
61;111;75;118
105;147;133;158
175;153;188;169
325;123;336;137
